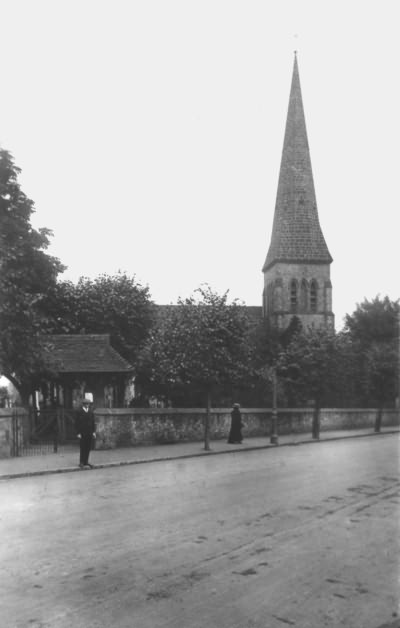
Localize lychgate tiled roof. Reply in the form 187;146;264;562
263;54;332;272
43;334;133;373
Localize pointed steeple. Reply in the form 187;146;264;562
262;53;332;272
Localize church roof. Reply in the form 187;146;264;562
43;334;133;373
262;54;332;272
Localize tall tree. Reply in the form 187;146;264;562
246;317;283;407
246;315;304;410
0;149;64;401
344;296;398;345
278;327;340;439
344;296;399;427
140;286;251;449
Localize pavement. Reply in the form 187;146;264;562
1;425;399;480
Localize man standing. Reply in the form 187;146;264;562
75;398;96;469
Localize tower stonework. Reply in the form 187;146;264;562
262;54;334;330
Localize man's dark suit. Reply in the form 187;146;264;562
75;404;96;466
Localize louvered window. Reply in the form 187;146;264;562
300;279;308;311
290;280;298;312
310;280;318;312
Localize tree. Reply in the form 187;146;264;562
245;317;283;407
246;315;308;408
279;327;340;439
140;286;251;449
365;343;397;432
343;296;399;423
332;330;360;407
0;149;65;401
44;273;154;365
344;296;398;344
243;315;305;417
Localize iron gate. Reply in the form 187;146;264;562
11;408;77;456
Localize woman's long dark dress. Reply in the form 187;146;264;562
227;408;243;444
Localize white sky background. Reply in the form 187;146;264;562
0;0;399;331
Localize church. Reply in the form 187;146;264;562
30;54;335;412
262;53;334;331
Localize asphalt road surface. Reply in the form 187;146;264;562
1;434;399;628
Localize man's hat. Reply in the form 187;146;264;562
233;403;240;408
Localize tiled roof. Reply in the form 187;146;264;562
43;334;133;373
263;54;332;272
154;304;262;322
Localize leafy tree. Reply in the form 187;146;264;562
343;296;399;423
44;273;154;365
365;343;398;431
0;149;65;401
279;315;303;348
332;330;361;407
140;286;251;449
278;327;340;438
245;317;282;407
245;315;305;411
344;296;398;344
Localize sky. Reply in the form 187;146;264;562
0;0;399;331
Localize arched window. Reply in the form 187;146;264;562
290;280;298;312
310;280;318;312
300;279;308;311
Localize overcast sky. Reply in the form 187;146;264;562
1;0;399;331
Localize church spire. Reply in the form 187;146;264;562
262;54;334;330
262;53;332;272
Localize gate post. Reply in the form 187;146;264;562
12;412;20;457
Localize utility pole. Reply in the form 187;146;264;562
270;367;279;445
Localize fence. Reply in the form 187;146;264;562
1;408;78;457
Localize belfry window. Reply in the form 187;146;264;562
300;279;308;311
290;280;298;312
310;280;318;312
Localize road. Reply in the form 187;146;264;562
1;434;399;628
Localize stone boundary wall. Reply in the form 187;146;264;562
1;407;398;456
94;407;400;449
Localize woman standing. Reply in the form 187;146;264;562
227;403;243;444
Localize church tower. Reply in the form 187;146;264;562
262;53;334;330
